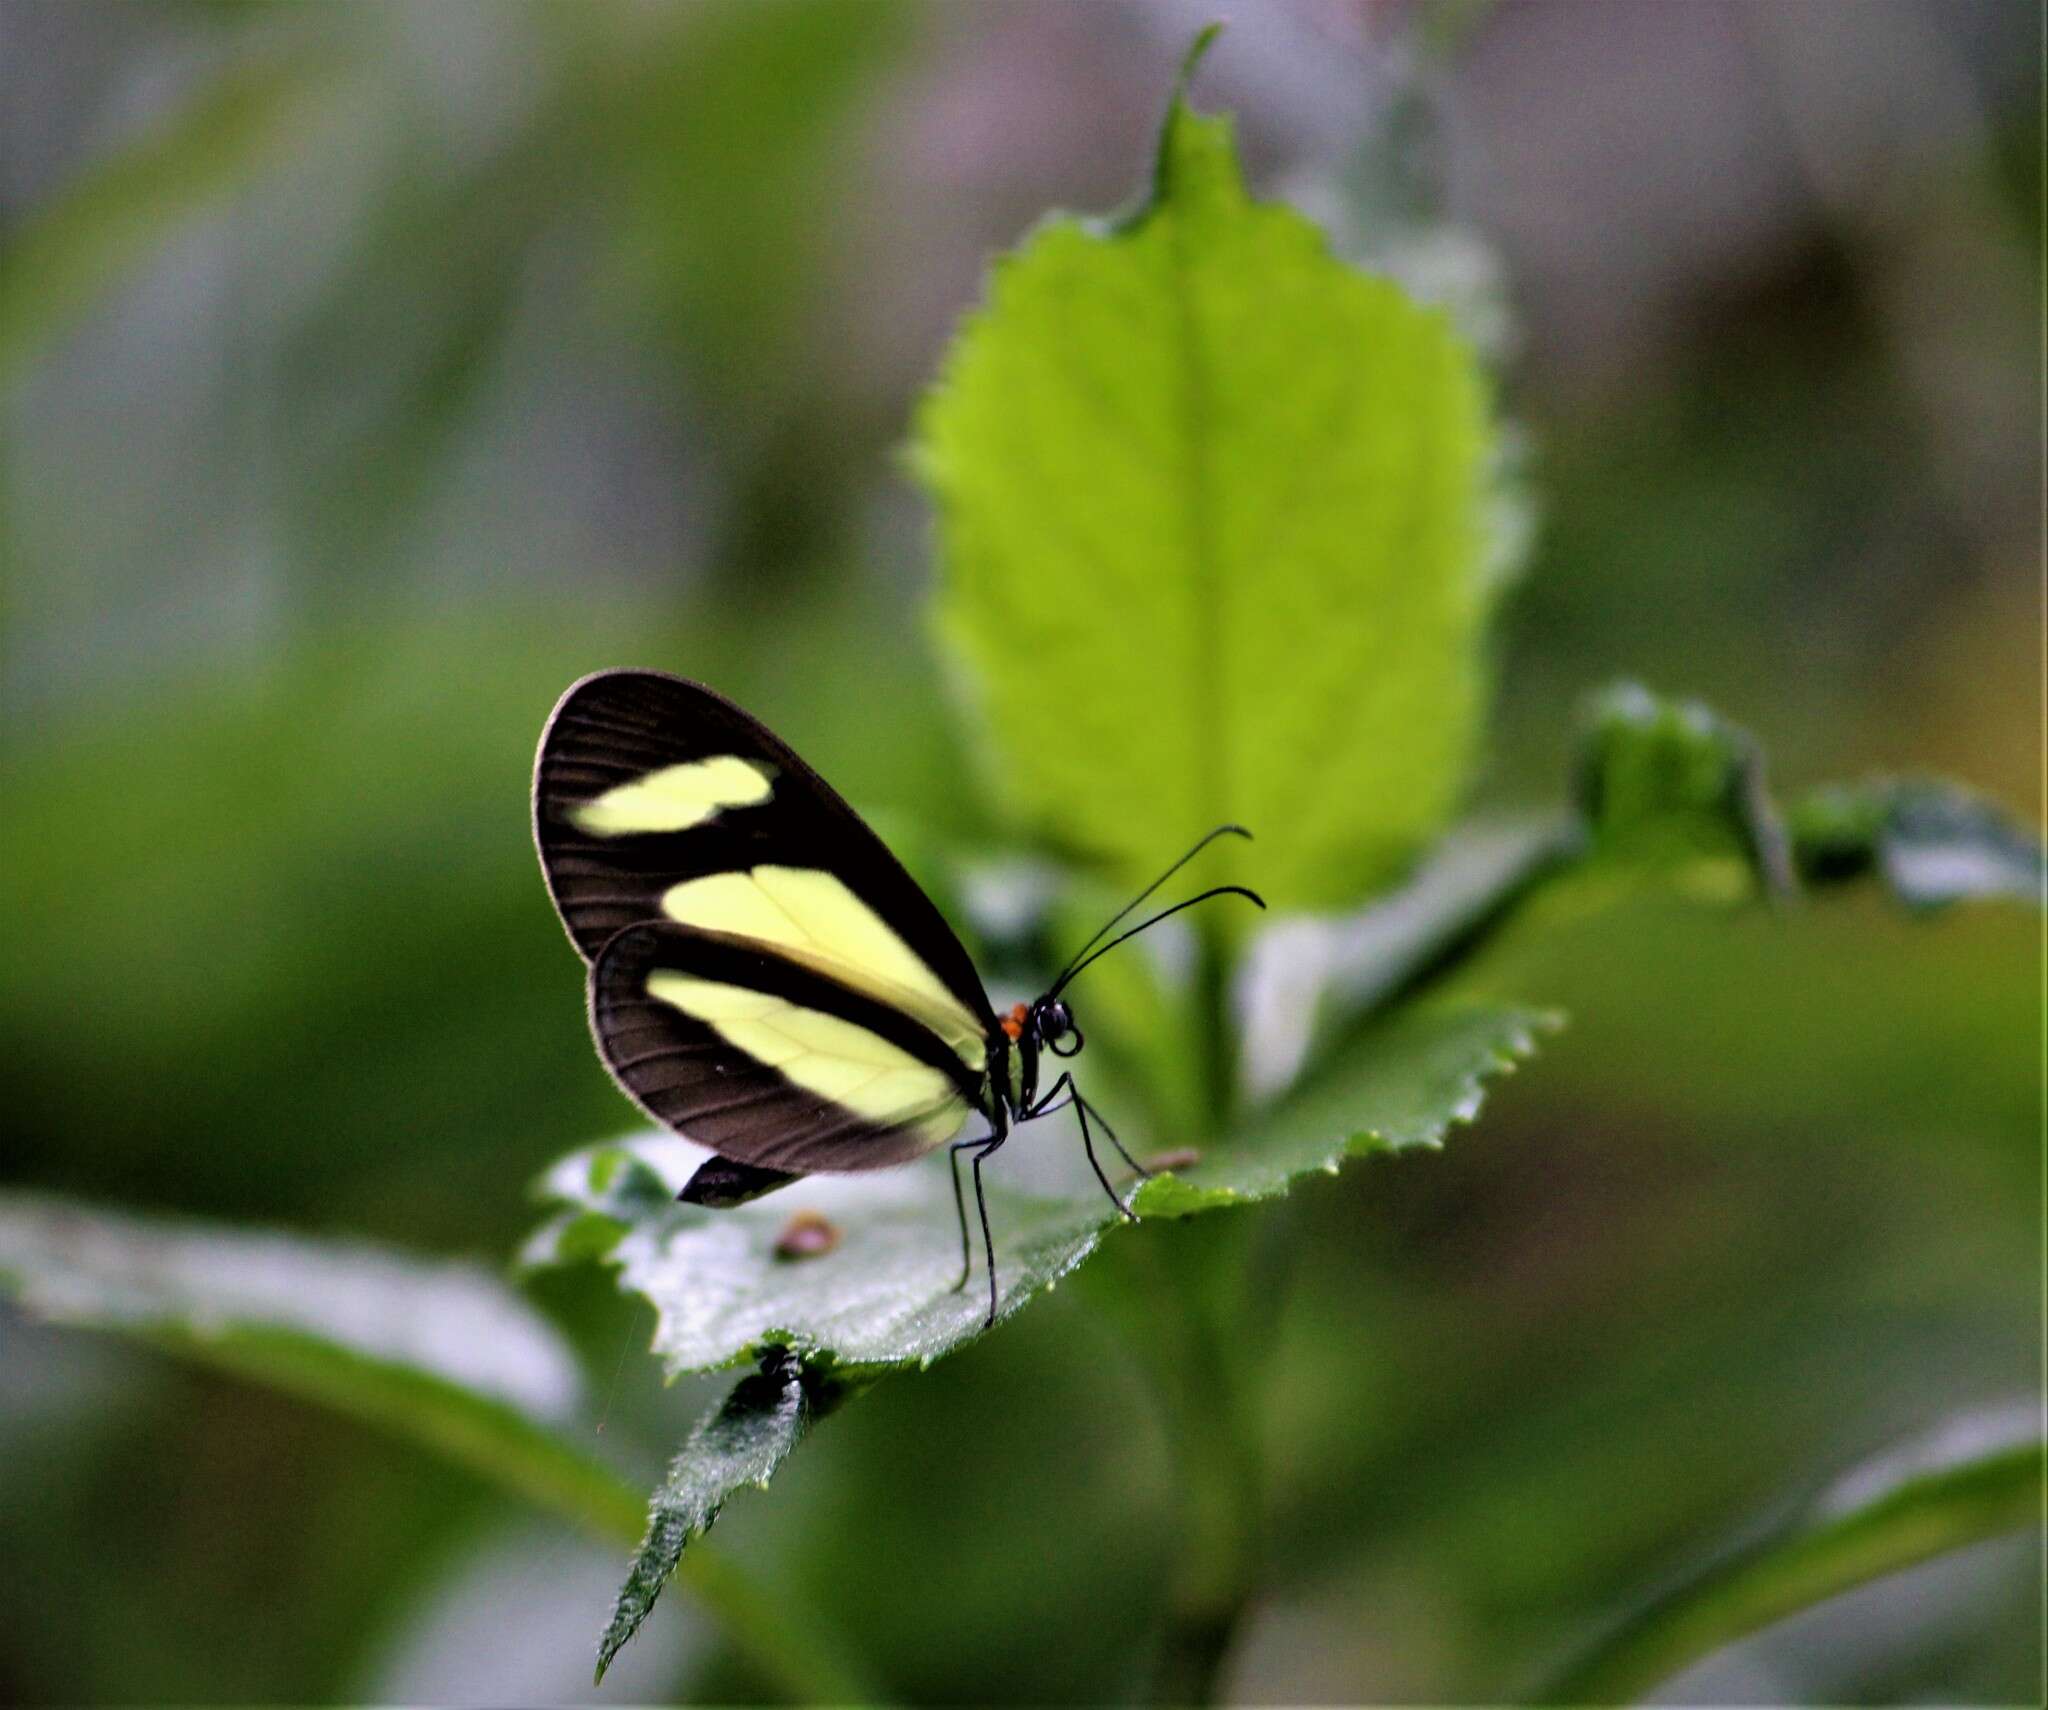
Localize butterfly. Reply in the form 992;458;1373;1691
532;670;1261;1325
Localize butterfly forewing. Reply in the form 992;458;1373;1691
534;672;993;1029
591;923;983;1172
534;671;1002;1176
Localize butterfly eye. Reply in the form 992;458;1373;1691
1039;1001;1085;1057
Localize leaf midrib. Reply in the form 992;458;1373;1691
1160;145;1227;854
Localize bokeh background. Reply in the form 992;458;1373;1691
0;0;2038;1702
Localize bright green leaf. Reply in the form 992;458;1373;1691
1536;1407;2044;1703
595;1347;848;1683
916;34;1496;911
528;1001;1547;1376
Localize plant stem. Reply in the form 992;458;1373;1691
1148;1224;1265;1704
1141;919;1265;1704
1192;908;1236;1137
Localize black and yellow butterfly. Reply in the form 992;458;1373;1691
532;670;1260;1323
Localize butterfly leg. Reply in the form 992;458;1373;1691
1030;1073;1149;1213
1073;1092;1139;1225
950;1099;1011;1323
948;1138;978;1294
970;1138;1005;1328
1080;1093;1151;1182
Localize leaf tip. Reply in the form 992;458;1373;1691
1176;22;1225;101
1126;21;1233;225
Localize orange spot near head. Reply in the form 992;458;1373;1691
1001;1001;1028;1041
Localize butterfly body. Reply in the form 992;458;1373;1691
533;669;1258;1323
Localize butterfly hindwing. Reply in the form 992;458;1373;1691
591;922;986;1173
677;1156;805;1208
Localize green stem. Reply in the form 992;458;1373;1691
1192;914;1235;1144
1145;1226;1265;1705
1138;919;1264;1705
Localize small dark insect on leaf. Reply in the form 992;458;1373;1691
774;1210;841;1262
1142;1147;1202;1174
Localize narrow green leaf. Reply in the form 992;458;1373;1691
0;1189;607;1515
0;56;328;379
1791;776;2044;909
0;1191;883;1705
594;1347;846;1683
1536;1408;2044;1703
529;1002;1548;1376
916;36;1496;911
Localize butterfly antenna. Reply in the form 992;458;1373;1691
1050;824;1252;991
1048;884;1265;999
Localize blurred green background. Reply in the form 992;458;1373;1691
0;1;2037;1702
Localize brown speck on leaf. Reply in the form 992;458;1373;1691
1143;1147;1201;1174
774;1209;841;1261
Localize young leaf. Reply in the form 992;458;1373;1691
916;33;1496;911
594;1346;848;1683
528;1001;1548;1376
1575;681;1795;900
1790;776;2044;909
1535;1406;2044;1703
1577;682;2043;914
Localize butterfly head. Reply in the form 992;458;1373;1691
1034;996;1083;1058
1002;827;1266;1112
1001;997;1082;1057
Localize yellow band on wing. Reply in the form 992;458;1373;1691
569;756;774;837
659;866;986;1072
647;973;970;1151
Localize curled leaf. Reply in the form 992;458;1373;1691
1575;681;1794;901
